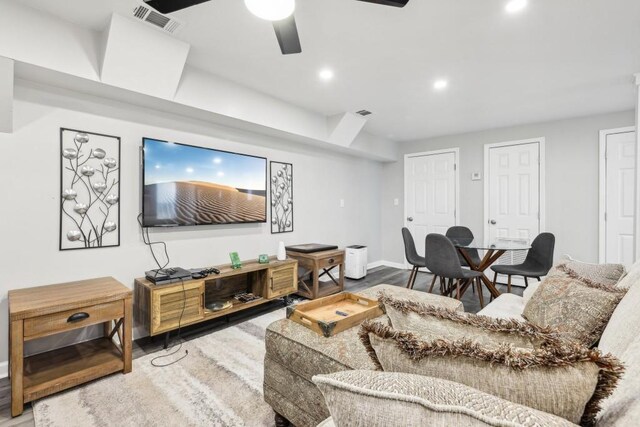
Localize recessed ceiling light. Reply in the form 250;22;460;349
433;79;448;90
244;0;295;21
319;68;334;81
505;0;527;14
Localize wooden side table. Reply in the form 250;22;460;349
8;277;132;417
286;249;345;299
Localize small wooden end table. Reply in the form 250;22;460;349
286;248;345;299
8;277;132;417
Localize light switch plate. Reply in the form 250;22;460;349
471;172;482;181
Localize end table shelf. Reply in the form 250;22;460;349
9;277;132;417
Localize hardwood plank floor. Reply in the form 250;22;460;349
0;266;524;426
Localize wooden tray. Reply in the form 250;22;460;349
286;293;383;337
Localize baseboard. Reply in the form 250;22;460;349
367;260;407;270
0;361;7;379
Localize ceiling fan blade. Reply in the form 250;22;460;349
144;0;211;14
356;0;409;7
273;15;302;55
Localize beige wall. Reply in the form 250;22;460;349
381;110;636;265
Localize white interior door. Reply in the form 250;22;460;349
405;151;458;260
604;130;636;265
487;142;541;251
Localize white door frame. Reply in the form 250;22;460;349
403;148;460;269
483;138;546;242
599;126;636;263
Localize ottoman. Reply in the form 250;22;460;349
263;284;464;427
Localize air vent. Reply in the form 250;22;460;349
356;110;373;116
132;3;183;34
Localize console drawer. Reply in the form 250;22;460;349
23;300;123;340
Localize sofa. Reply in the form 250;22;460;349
263;260;640;427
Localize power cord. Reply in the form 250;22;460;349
137;213;170;273
137;213;188;367
150;278;188;367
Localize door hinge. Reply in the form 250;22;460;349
454;163;457;171
604;212;607;221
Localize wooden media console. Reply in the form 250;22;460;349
134;257;298;338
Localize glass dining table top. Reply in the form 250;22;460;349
448;237;531;251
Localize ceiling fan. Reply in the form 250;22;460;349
143;0;410;55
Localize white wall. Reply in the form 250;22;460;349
381;110;636;265
0;81;383;366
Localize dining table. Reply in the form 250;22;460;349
447;237;531;298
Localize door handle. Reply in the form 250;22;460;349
489;219;496;225
407;217;414;222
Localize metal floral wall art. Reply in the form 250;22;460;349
270;161;293;234
60;128;121;250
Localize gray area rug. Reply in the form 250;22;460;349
33;308;285;427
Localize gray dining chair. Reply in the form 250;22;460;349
425;233;484;307
402;227;437;290
445;226;482;267
491;233;555;293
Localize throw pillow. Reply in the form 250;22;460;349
378;292;561;350
359;321;624;426
313;370;578;427
546;256;625;288
523;276;626;347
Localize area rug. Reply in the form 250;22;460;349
33;308;285;427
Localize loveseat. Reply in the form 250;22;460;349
263;260;640;426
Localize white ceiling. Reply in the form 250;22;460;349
17;0;640;141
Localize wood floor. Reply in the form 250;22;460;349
0;266;523;426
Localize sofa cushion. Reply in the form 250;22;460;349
313;371;578;427
379;292;559;350
599;266;640;357
360;321;624;426
522;281;540;305
523;276;625;347
546;256;625;287
614;258;640;290
597;334;640;426
477;293;526;321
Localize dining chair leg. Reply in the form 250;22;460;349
428;275;437;293
456;279;461;300
507;275;512;293
410;267;419;289
439;276;446;295
406;266;416;289
493;271;498;287
476;277;484;309
536;277;541;281
524;277;529;288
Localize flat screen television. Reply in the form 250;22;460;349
142;138;267;227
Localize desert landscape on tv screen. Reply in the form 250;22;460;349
143;139;266;226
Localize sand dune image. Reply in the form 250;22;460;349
144;181;266;226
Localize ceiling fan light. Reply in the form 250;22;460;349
245;0;295;21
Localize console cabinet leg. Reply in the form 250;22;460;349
274;412;290;427
123;297;133;374
10;319;24;417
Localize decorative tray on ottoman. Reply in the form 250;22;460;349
286;292;383;337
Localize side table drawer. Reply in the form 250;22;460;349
318;254;344;269
23;300;123;340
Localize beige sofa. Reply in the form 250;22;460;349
264;261;640;426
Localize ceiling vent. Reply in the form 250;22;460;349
131;3;183;34
356;110;373;117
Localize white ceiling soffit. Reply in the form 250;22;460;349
101;14;190;100
0;56;13;133
0;2;394;160
327;113;368;147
